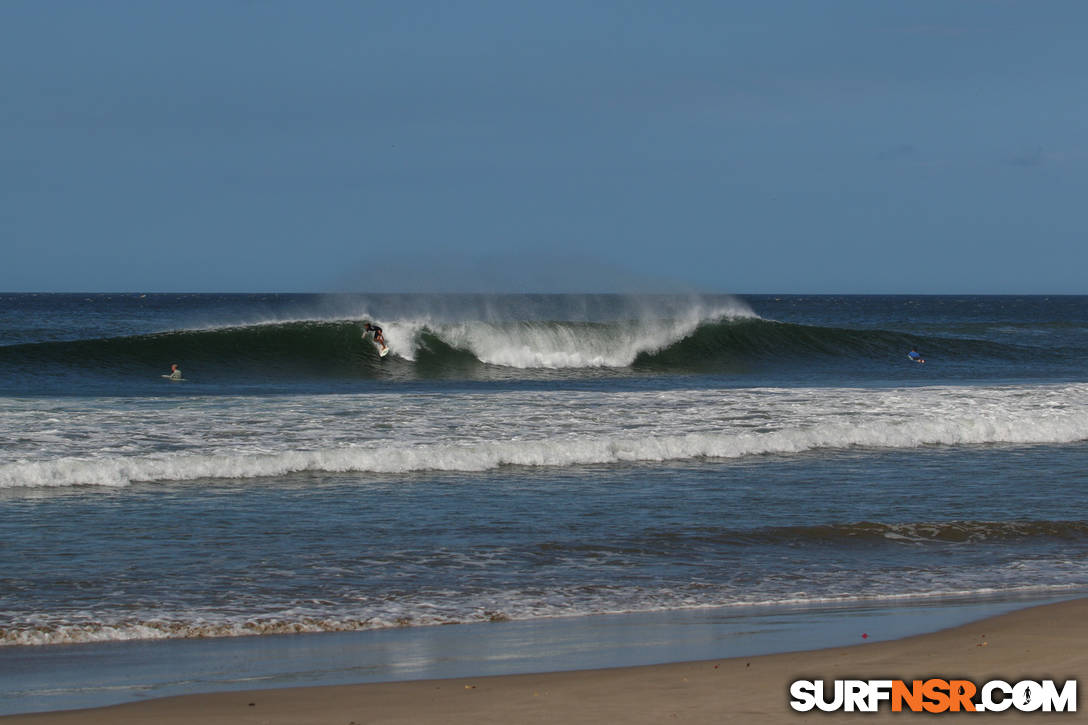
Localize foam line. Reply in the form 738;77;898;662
3;406;1085;488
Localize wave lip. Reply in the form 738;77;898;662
407;300;755;368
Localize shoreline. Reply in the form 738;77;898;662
2;596;1084;723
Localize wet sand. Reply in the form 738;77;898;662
3;598;1083;724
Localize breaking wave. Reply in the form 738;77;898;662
0;310;1053;382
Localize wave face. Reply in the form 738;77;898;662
0;309;1070;387
0;321;385;380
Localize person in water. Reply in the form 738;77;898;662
364;322;386;348
167;363;183;380
907;347;925;364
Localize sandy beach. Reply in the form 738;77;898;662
3;598;1083;724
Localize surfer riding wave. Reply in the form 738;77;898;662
364;322;389;355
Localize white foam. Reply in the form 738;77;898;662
420;302;753;368
163;295;758;367
3;383;1087;488
3;580;1081;647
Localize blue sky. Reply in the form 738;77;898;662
2;1;1085;293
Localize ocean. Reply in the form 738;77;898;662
1;293;1086;712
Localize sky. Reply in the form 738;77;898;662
2;0;1086;294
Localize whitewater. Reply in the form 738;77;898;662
377;298;754;367
2;383;1087;488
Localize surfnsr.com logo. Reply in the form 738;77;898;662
790;679;1077;713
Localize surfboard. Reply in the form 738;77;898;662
364;330;390;357
161;375;187;381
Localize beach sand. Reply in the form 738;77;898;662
3;598;1084;724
